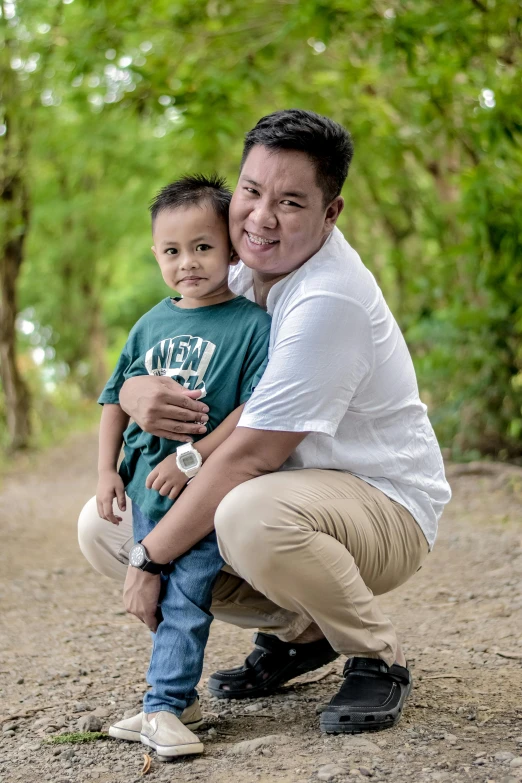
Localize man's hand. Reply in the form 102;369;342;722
123;566;162;632
96;470;126;525
119;376;209;441
146;454;188;500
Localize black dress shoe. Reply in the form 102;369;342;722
320;657;412;734
207;632;339;699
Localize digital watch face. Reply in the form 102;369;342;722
179;453;199;470
129;545;146;568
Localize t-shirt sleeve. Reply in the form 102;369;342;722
97;341;134;405
238;323;271;405
238;293;373;436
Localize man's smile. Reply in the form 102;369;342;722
246;231;279;246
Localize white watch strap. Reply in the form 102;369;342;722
176;443;202;477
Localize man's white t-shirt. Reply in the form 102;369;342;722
229;226;451;548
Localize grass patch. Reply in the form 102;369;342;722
45;732;107;744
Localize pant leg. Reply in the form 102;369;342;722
132;501;155;544
215;470;429;667
78;495;134;582
78;495;305;635
144;530;225;715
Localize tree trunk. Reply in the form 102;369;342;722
0;169;31;451
0;6;32;451
81;282;108;400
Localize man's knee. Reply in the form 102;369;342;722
215;479;284;578
78;495;132;581
78;496;106;557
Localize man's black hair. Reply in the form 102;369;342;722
241;109;354;205
150;174;232;226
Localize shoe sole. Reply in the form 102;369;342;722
319;680;412;734
207;650;340;700
140;733;204;758
109;718;203;742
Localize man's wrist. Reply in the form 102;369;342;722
98;466;118;475
129;566;158;580
141;536;171;566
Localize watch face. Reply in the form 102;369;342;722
129;544;146;568
179;452;199;470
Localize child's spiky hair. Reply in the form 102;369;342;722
150;174;232;226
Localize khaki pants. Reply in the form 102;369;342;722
78;470;428;666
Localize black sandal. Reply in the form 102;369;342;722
207;632;339;700
319;657;412;734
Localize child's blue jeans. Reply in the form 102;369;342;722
132;503;224;716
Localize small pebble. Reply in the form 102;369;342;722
73;701;92;713
510;758;522;768
317;763;348;781
244;703;264;713
495;751;515;763
77;714;103;732
229;734;289;754
32;716;49;730
92;706;111;718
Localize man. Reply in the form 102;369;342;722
79;109;451;735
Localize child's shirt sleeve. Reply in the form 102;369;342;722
238;322;271;405
97;340;134;405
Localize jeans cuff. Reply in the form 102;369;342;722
142;700;184;717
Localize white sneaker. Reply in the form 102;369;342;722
141;711;204;758
109;698;203;742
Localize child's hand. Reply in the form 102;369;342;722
96;470;127;525
145;454;189;501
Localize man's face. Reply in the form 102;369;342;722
229;145;343;279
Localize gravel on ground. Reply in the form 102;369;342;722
0;433;521;783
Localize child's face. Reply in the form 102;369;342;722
152;203;234;303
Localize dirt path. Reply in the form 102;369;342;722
1;433;521;783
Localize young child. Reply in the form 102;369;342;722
95;175;270;759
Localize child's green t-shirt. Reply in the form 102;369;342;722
98;296;271;522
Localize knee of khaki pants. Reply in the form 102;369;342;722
215;479;283;583
78;495;133;581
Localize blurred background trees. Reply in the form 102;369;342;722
1;0;521;459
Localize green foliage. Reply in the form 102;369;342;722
2;0;521;458
45;732;106;744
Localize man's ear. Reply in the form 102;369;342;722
324;196;344;233
229;246;240;266
151;245;158;261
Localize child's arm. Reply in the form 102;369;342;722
97;403;130;525
145;403;245;500
196;403;245;461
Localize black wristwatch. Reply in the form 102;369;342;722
128;542;171;575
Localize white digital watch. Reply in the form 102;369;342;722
176;443;203;478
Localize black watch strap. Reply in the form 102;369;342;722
142;558;164;575
132;542;172;575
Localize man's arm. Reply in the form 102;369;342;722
144;404;246;499
142;426;308;563
119;375;210;441
124;426;307;629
